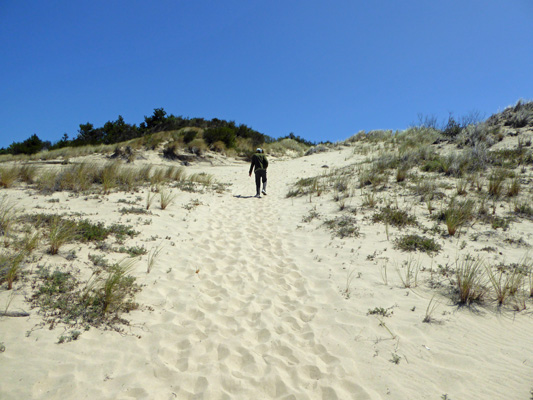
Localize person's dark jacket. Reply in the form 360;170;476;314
249;153;268;174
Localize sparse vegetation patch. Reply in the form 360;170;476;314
395;234;441;254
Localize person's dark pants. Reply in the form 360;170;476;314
255;170;267;195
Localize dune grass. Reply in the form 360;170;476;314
48;216;78;255
486;265;524;306
0;251;25;290
396;256;420;288
454;256;486;305
159;188;176;210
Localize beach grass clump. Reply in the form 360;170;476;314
436;198;475;236
0;251;25;290
147;243;164;273
0;196;16;238
358;166;388;188
164;166;185;182
421;156;448;174
486;264;524;306
396;166;408;182
49;216;78;255
159;188;176;210
150;168;166;185
507;177;520;197
454;255;486;305
18;164;38;184
115;167;138;191
396;256;420;288
287;176;323;198
361;191;378;208
55;162;96;192
95;258;139;315
514;199;533;219
0;166;20;188
99;162;120;194
18;231;40;254
372;206;417;228
189;172;214;185
487;169;507;198
324;215;360;238
394;234;442;255
456;178;468;195
36;170;60;193
137;165;153;182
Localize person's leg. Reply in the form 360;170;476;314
255;171;261;196
261;171;267;194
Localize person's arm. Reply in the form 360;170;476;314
249;156;255;176
264;156;269;169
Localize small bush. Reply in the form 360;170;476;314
77;220;110;242
187;138;208;156
372;206;417;228
203;127;236;148
395;234;441;254
324;215;360;238
31;260;140;332
183;129;198;143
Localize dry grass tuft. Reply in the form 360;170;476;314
454;255;486;305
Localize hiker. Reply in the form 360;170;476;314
249;148;268;198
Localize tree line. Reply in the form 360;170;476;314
1;108;314;155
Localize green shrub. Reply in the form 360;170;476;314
203;127;236;148
77;220;110;242
324;215;360;238
394;234;441;254
372;206;417;228
183;129;198;143
31;261;140;332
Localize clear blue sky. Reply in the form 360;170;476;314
1;1;532;149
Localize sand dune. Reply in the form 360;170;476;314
1;144;533;399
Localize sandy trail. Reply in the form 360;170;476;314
1;148;533;399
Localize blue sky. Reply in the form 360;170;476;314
1;1;532;149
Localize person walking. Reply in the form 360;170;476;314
249;148;268;198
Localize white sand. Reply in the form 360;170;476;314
1;145;532;399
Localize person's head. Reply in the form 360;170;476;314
256;148;263;153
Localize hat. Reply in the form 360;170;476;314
256;148;262;153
